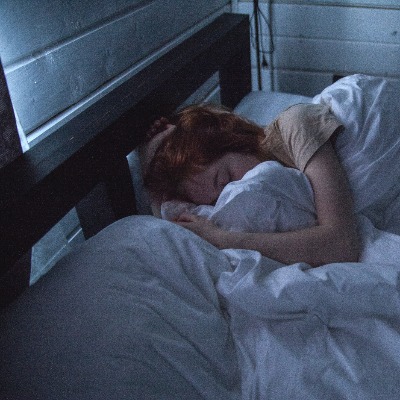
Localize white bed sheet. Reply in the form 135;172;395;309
2;214;399;399
157;74;400;398
2;75;400;399
0;217;239;400
221;75;400;398
219;246;400;399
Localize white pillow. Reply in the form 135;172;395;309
312;74;400;217
162;161;317;233
234;91;312;126
235;75;400;228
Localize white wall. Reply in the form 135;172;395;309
238;0;400;96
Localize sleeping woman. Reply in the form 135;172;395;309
141;103;360;268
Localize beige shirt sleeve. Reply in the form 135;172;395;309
263;103;343;171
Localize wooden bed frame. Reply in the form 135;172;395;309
0;13;251;306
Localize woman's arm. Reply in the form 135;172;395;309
177;141;360;267
139;119;175;177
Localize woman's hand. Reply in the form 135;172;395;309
146;117;173;140
176;213;226;248
140;119;176;176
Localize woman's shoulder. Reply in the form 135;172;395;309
262;103;343;171
278;103;341;129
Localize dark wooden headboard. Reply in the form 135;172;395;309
0;13;251;305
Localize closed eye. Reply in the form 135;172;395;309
213;169;220;191
216;169;231;192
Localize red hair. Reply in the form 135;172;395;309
144;104;268;201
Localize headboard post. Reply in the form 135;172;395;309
76;156;137;239
219;17;252;109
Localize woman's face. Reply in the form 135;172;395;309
179;152;261;205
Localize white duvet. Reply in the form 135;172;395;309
161;161;317;234
2;75;400;399
159;74;400;398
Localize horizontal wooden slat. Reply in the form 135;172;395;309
240;0;400;9
250;66;333;97
272;4;400;44
273;37;400;77
274;70;337;97
1;0;228;134
0;0;146;65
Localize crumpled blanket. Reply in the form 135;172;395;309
161;161;316;233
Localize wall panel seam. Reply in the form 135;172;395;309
3;0;158;70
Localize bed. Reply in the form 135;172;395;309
1;12;400;400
